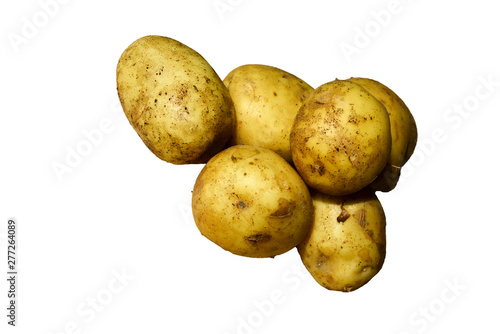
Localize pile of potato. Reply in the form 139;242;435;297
117;35;417;292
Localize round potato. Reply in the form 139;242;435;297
192;145;313;258
116;35;235;164
290;79;392;196
347;77;417;192
223;64;313;163
297;190;386;292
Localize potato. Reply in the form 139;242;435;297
290;79;392;196
192;145;313;258
116;35;235;164
223;64;313;163
347;77;417;192
297;190;386;292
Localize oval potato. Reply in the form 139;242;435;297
347;77;417;192
298;190;386;292
192;145;313;258
223;64;313;163
290;79;392;196
117;35;235;164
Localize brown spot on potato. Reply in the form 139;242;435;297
348;152;359;168
352;209;367;228
274;176;291;191
245;233;271;243
337;205;350;223
308;161;325;175
316;252;330;268
236;200;247;210
361;265;372;273
366;229;374;239
348;115;358;124
269;198;296;218
343;285;354;292
358;248;372;262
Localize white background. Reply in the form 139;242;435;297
1;0;499;333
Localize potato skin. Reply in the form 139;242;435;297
192;145;313;258
116;35;235;164
297;190;386;292
347;77;417;192
223;65;313;163
290;80;392;196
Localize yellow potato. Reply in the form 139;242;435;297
116;35;235;164
290;79;392;196
223;64;313;163
297;190;386;292
192;145;313;258
347;77;417;192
